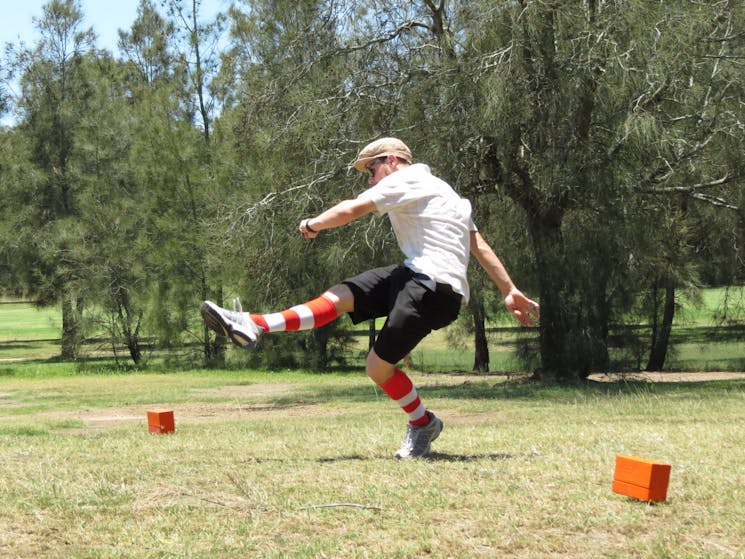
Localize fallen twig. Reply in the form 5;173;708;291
299;503;383;511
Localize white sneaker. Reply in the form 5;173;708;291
200;300;264;350
395;412;443;459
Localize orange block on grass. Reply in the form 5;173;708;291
613;455;671;502
147;409;175;434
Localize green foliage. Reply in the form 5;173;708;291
446;0;745;380
1;0;743;375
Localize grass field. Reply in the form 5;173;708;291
1;295;744;557
0;302;61;360
0;367;743;558
2;286;744;372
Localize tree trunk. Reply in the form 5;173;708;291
528;216;591;382
122;310;143;365
588;275;611;372
311;328;329;370
61;290;82;359
203;283;225;365
470;293;489;372
646;279;675;371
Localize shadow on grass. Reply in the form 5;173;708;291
425;451;514;462
671;324;745;344
315;452;515;463
0;341;58;351
241;452;515;464
286;376;745;408
240;455;370;464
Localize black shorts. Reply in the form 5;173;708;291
343;265;463;364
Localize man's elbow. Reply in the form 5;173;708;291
343;199;375;221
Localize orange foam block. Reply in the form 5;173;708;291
612;455;671;502
147;409;175;434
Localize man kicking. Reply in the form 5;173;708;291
201;137;539;458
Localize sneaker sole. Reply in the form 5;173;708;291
200;302;257;349
201;302;231;337
229;326;258;349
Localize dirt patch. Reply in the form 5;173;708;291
445;411;508;425
31;400;339;435
0;392;22;410
0;382;342;435
417;371;745;384
588;371;745;383
190;383;302;398
6;375;743;436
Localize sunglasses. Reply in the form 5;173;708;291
366;156;388;176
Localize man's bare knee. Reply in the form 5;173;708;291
366;349;396;385
323;284;355;314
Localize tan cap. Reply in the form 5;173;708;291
354;137;413;173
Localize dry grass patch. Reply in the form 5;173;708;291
0;370;743;558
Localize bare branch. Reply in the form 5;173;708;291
339;20;432;55
299;503;384;511
635;174;740;211
689;192;739;210
223;173;335;234
640;174;735;192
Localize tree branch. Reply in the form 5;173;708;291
635;174;740;210
299;503;383;511
340;20;432;54
224;173;335;233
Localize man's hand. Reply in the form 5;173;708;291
505;289;540;327
300;218;319;239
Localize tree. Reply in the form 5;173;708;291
118;0;229;364
211;0;391;369
72;53;152;365
162;0;232;364
452;0;744;381
118;0;176;86
2;0;742;377
6;0;96;358
0;128;26;296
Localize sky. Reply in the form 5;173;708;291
0;0;227;53
1;0;228;125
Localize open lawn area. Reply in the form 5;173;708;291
3;286;744;372
0;366;743;558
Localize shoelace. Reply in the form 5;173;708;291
232;297;243;314
227;297;248;325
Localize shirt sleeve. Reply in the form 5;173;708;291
357;174;426;216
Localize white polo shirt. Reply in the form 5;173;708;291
357;163;475;302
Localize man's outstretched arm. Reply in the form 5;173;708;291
469;230;540;327
300;198;377;239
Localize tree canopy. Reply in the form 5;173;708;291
2;0;743;380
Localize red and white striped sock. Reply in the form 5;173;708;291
379;368;429;426
249;295;339;333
